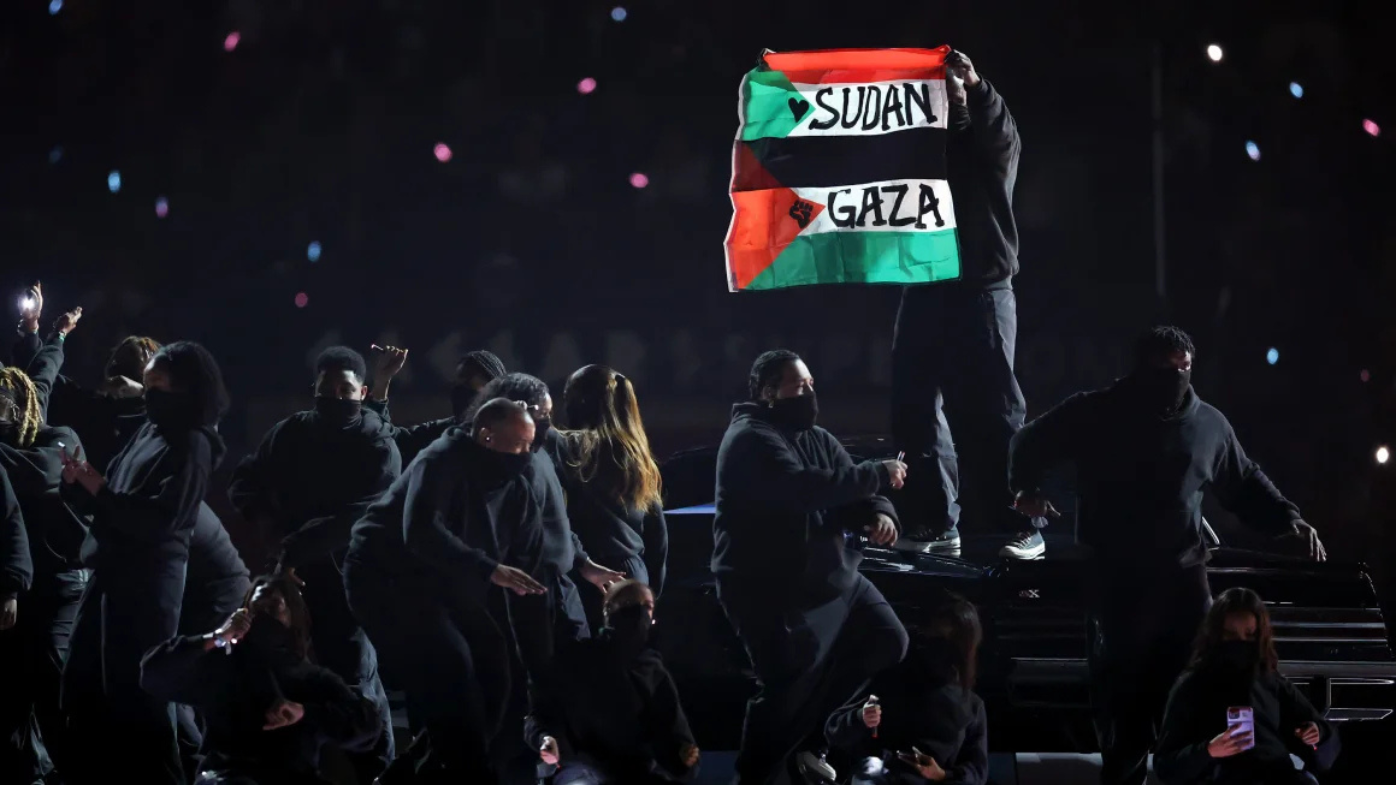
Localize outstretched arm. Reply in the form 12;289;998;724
721;426;887;512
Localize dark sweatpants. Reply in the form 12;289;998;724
1089;562;1212;785
719;574;909;785
0;570;85;783
345;561;512;784
891;284;1041;536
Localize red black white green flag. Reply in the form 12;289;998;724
725;47;962;291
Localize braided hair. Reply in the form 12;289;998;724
748;349;802;401
0;367;42;448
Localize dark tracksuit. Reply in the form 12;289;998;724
363;398;456;467
1;469;37;780
1008;383;1305;785
824;662;988;785
227;408;402;776
891;79;1037;537
141;615;381;785
0;336;89;782
545;432;668;631
176;504;252;780
524;633;698;784
713;403;910;785
343;427;549;783
62;422;224;785
1155;667;1339;785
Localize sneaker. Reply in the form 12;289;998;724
893;529;962;554
794;750;837;783
999;530;1046;559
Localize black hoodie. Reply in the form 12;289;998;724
712;402;897;605
179;502;251;635
362;397;456;467
1;467;33;600
1009;381;1301;571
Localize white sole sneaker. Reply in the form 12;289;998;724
999;539;1046;559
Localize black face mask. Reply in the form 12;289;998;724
314;396;362;428
450;385;476;420
476;444;534;486
605;605;653;660
1213;640;1260;673
1131;366;1192;413
145;389;199;431
768;392;818;431
530;417;552;452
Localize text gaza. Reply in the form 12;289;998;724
805;83;938;132
821;183;945;230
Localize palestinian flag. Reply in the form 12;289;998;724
725;47;961;292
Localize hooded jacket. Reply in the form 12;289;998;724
180;502;252;635
1;467;32;600
712;402;897;605
1009;380;1301;571
0;424;87;579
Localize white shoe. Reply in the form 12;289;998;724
795;750;837;783
999;530;1046;559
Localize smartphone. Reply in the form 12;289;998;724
1226;706;1255;751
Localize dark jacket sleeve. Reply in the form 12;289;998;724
139;635;220;705
824;430;899;534
1275;675;1340;772
392;418;456;466
93;431;211;542
293;666;384;753
644;656;699;782
965;79;1020;177
10;329;41;371
401;454;498;601
1;469;33;598
278;437;401;568
1008;392;1090;496
1153;673;1216;785
642;504;668;598
1208;420;1302;536
524;662;576;760
722;423;886;513
944;698;990;785
21;334;66;418
227;420;289;533
823;691;872;757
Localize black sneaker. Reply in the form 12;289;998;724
894;529;962;554
999;530;1046;559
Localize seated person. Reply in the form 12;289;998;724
140;576;381;785
1154;587;1339;785
825;593;988;785
526;580;700;784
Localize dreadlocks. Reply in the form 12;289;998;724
1134;326;1196;368
0;367;42;448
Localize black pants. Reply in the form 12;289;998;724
346;561;511;784
0;569;85;784
719;575;909;785
891;284;1041;536
1089;563;1212;785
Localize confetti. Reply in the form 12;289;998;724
1363;119;1380;137
224;32;240;52
577;77;597;95
611;7;627;22
49;0;62;15
107;171;121;193
1206;44;1223;62
1378;446;1390;465
307;241;322;262
155;197;169;218
294;292;309;309
1289;82;1303;98
434;143;452;163
1361;369;1371;383
1265;347;1278;365
629;172;649;189
1245;141;1260;161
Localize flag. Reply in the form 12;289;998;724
724;47;961;292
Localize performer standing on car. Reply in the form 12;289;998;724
714;349;910;784
891;50;1048;560
1008;326;1326;785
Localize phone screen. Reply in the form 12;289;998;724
1226;706;1255;751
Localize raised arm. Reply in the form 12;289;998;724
139;634;222;705
22;335;66;417
966;79;1019;171
721;425;887;513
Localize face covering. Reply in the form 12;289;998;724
606;604;653;660
1131;366;1192;413
768;392;819;431
1214;640;1260;673
450;385;476;420
475;444;534;487
314;396;362;428
145;389;198;431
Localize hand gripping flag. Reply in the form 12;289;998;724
724;47;962;291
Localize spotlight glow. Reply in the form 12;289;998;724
1363;119;1380;137
611;6;627;22
1289;82;1303;98
629;172;649;189
294;292;309;309
49;0;62;15
1246;141;1261;161
433;143;452;163
1265;347;1279;365
155;197;169;218
577;77;597;95
1377;446;1390;465
224;32;240;52
107;171;121;193
307;241;322;263
1206;44;1223;62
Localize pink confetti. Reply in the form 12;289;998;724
224;32;240;52
433;143;452;163
1363;119;1380;137
1361;369;1371;383
629;172;649;189
294;292;309;308
577;77;597;95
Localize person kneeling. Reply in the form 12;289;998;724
140;576;381;785
527;580;700;784
1154;587;1339;785
824;594;988;785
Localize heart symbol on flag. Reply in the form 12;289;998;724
788;97;810;122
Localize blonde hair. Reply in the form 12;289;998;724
0;368;42;448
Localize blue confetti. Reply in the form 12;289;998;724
1289;82;1303;99
1245;141;1260;161
48;146;62;164
307;241;322;262
107;170;121;193
1265;348;1279;365
49;0;62;15
610;6;627;22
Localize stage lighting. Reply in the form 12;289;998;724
1265;347;1279;365
1377;446;1390;465
107;171;121;193
1289;82;1303;98
611;7;627;22
630;172;649;189
294;292;309;309
224;32;240;52
155;197;169;218
577;77;597;95
1206;44;1223;62
1246;141;1260;161
434;143;452;162
1363;119;1380;137
307;241;322;262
